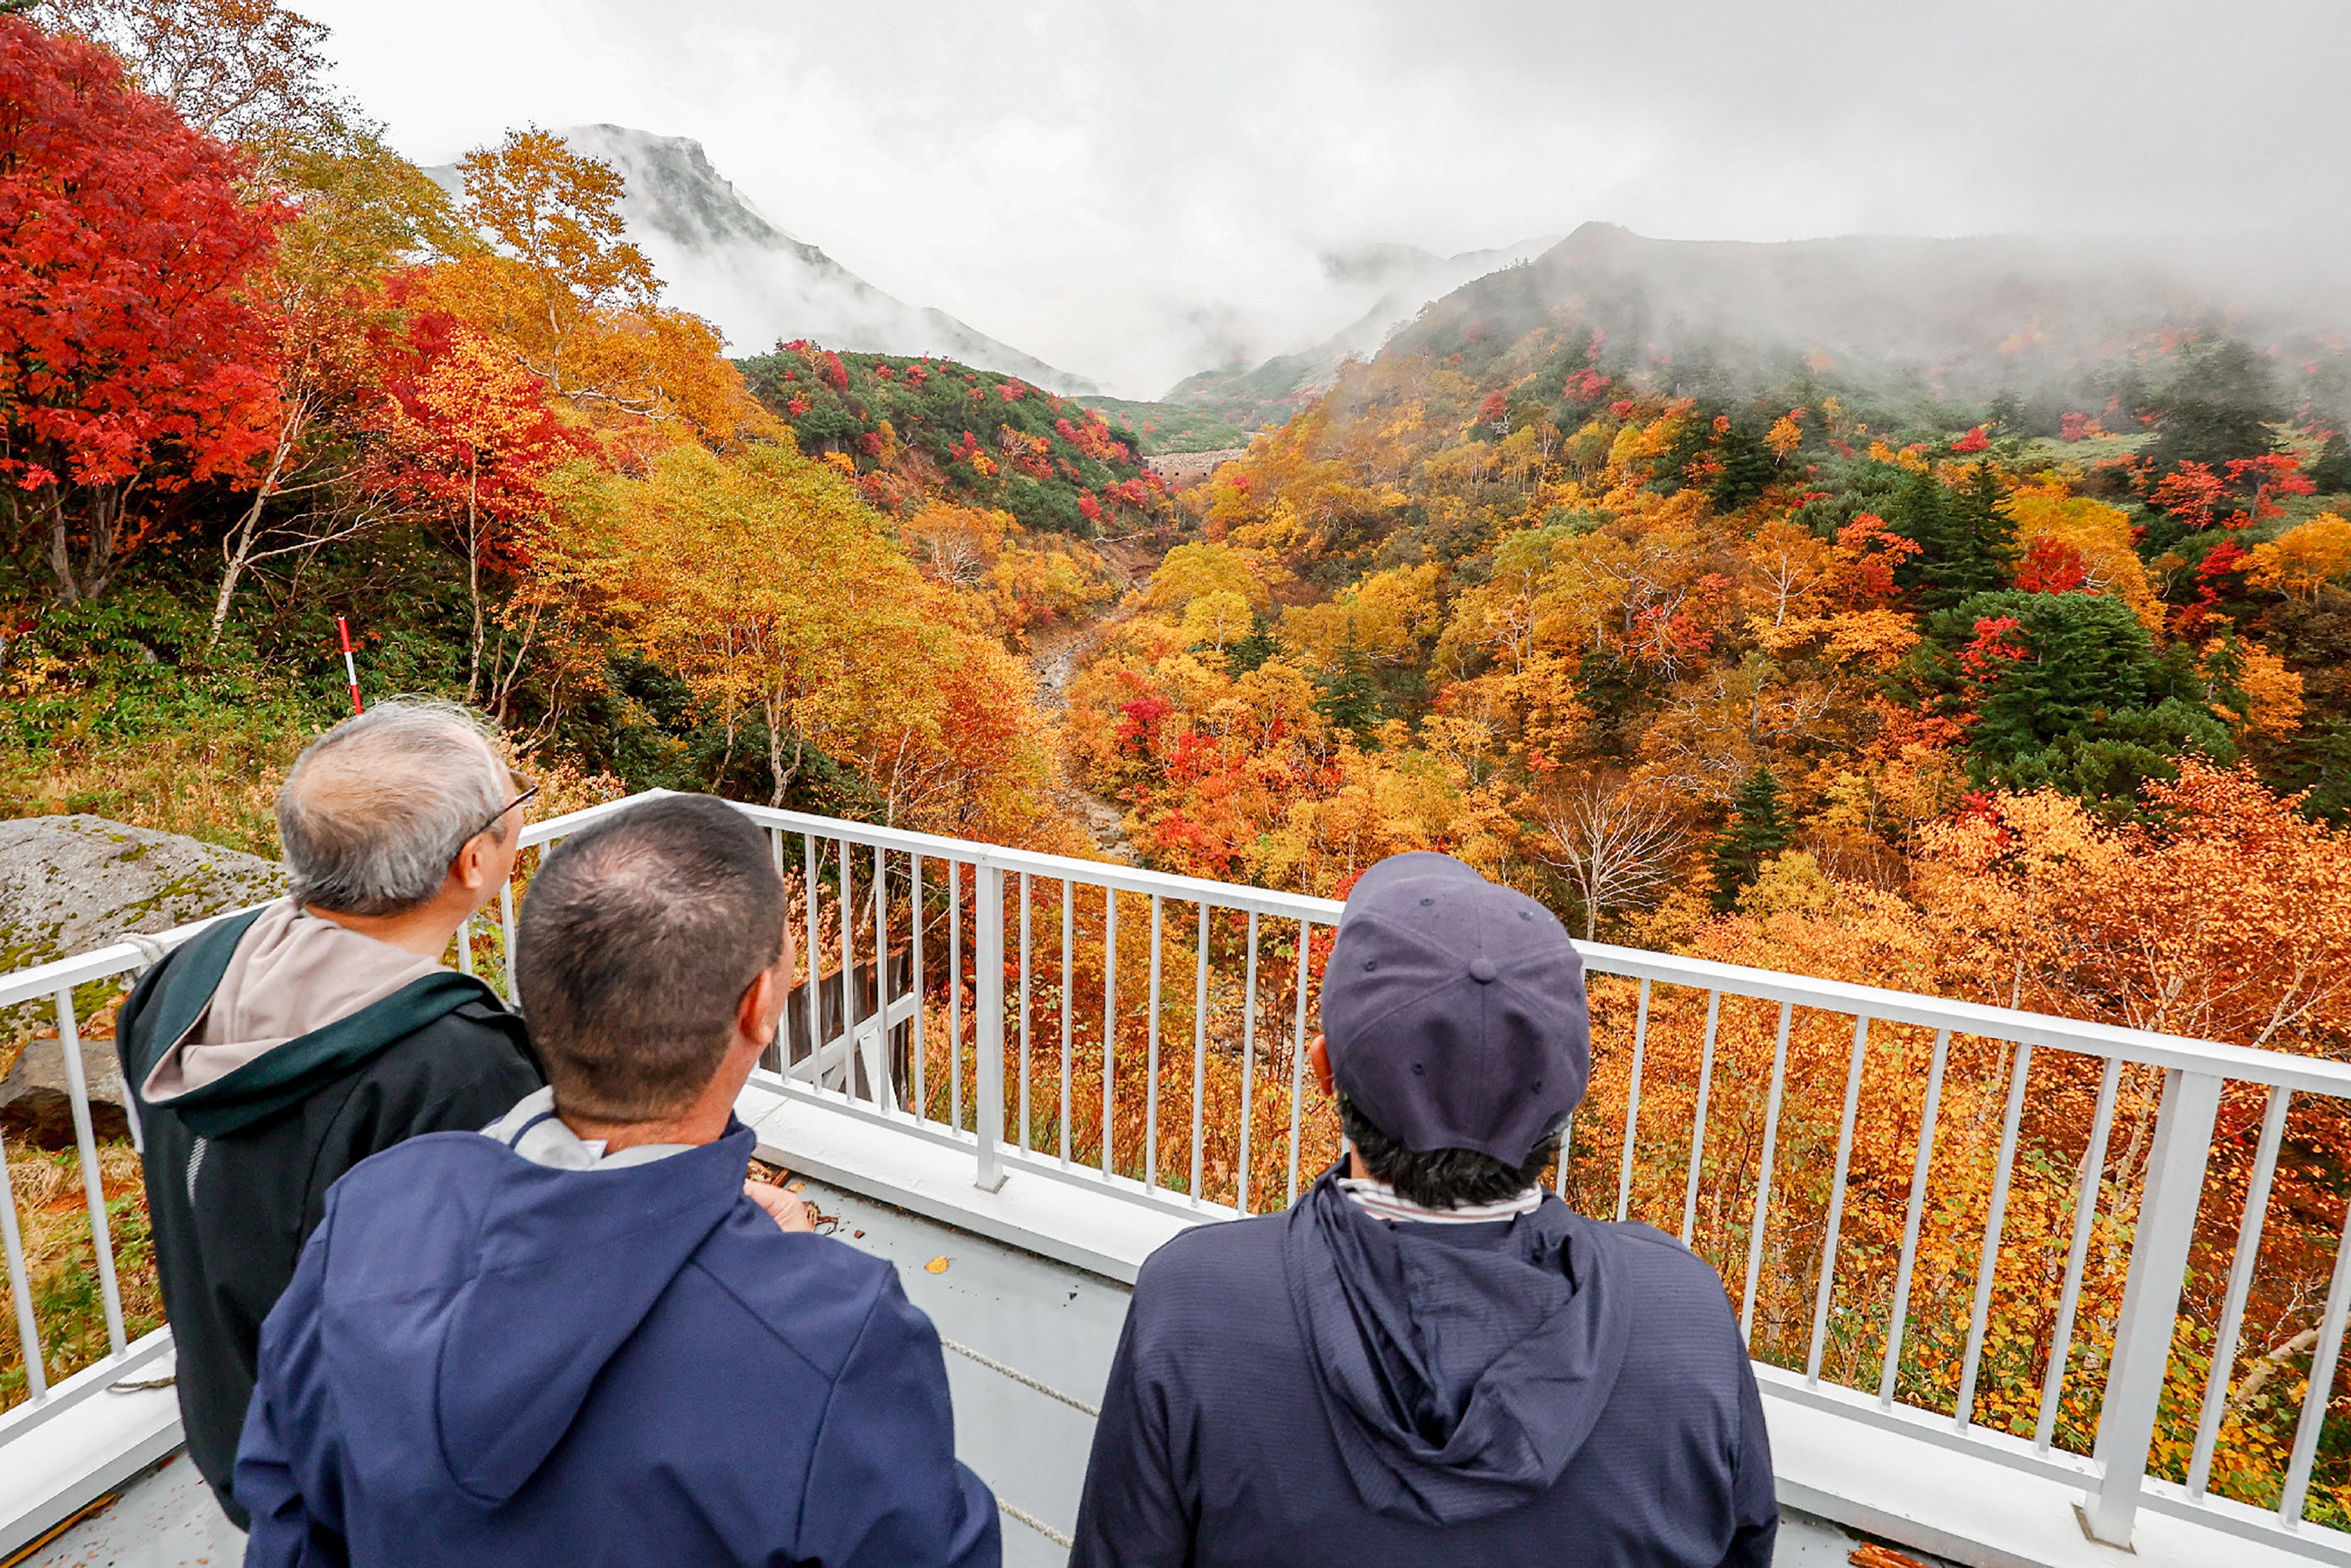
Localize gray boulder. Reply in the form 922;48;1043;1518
1;816;285;1146
0;814;284;971
1;1038;130;1146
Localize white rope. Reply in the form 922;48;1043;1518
997;1499;1074;1549
938;1335;1101;1418
935;1335;1093;1549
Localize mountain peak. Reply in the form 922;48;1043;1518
559;124;809;256
440;124;1099;393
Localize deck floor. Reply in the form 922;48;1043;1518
25;1177;1927;1567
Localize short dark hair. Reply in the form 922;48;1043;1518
1339;1092;1559;1209
517;796;785;1121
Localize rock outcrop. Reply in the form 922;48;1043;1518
1;816;284;1146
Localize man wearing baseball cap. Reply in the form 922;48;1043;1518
1069;851;1777;1567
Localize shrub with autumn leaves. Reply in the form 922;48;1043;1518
738;343;1167;540
0;17;286;603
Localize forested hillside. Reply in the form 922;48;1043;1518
1064;298;2351;1029
739;345;1163;534
10;0;2350;1057
1051;296;2351;1515
0;3;1134;848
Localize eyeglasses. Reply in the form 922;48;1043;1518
467;777;539;843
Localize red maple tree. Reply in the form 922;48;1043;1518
0;18;287;601
2014;536;2088;593
374;313;585;697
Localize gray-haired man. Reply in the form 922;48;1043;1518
115;699;546;1527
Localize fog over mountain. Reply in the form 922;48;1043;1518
1391;223;2351;397
445;128;1562;404
1166;235;1555;413
556;130;1562;403
321;0;2351;399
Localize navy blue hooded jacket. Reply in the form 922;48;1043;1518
1070;1167;1777;1567
235;1120;1000;1567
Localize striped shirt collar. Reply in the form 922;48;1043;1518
1338;1176;1545;1225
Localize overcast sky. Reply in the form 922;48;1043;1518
301;0;2351;395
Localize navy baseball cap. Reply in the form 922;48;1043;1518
1322;851;1589;1163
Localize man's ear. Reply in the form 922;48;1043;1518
736;966;779;1051
1309;1033;1334;1098
451;838;484;894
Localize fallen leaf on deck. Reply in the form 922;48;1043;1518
924;1256;951;1274
852;1230;865;1238
1849;1544;1933;1568
787;1180;806;1193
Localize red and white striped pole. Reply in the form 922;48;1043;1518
336;616;363;714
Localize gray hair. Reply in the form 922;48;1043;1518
276;698;512;916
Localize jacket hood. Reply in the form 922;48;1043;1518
1282;1164;1629;1526
362;1123;758;1505
147;898;444;1096
125;903;509;1136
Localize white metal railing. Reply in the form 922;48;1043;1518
5;789;2351;1564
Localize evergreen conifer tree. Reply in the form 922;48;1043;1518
2308;430;2351;497
1316;631;1381;744
1709;420;1775;512
2146;341;2280;474
1887;464;1951;595
1709;768;1794;911
1225;618;1280;675
1915;463;2017;611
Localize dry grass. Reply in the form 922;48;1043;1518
0;713;630;863
0;1139;162;1412
0;719;304;858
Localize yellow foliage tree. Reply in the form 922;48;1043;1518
1135;541;1284;613
422;128;779;450
2005;489;2165;630
1278;562;1441;674
2244;514;2351;600
598;443;1058;840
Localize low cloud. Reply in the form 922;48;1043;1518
301;0;2351;397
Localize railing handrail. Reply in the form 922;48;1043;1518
0;908;266;1012
1574;942;2351;1098
17;790;2347;1096
8;789;2351;1560
696;800;1356;926
645;797;2351;1101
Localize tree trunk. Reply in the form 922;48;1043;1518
487;598;543;724
715;716;737;791
205;401;306;655
43;481;140;603
465;453;484;702
42;489;82;605
763;696;804;809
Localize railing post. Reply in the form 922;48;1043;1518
975;863;1007;1193
2082;1067;2221;1547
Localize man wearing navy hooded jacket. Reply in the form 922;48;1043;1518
1070;851;1778;1567
236;794;1000;1567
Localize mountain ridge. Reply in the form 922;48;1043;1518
430;125;1099;395
1389;220;2351;398
1161;233;1557;424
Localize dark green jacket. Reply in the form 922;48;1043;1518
117;908;545;1522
